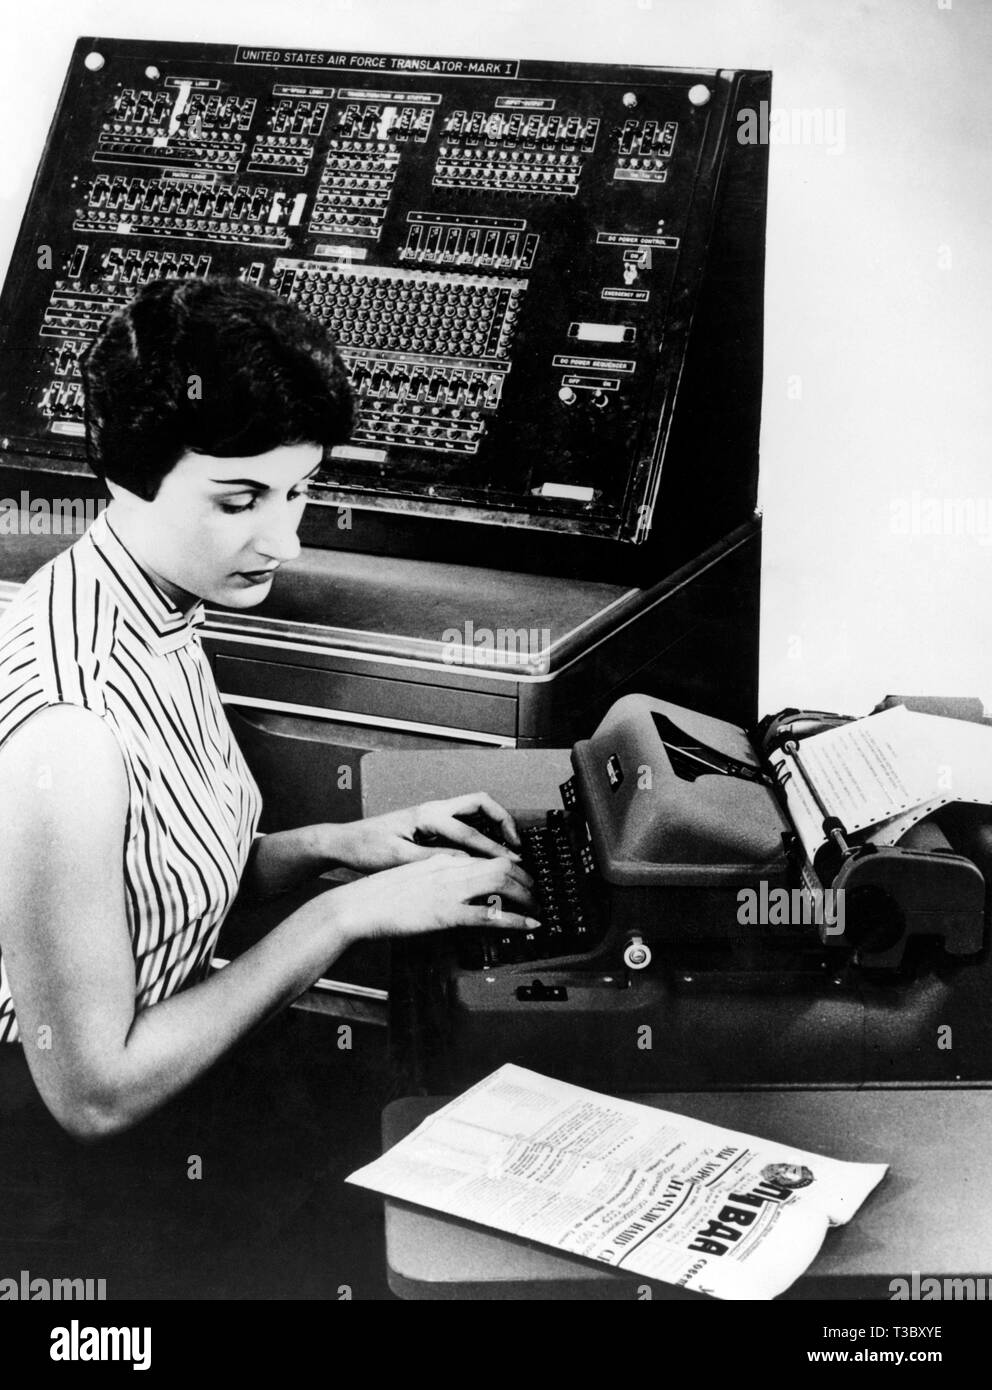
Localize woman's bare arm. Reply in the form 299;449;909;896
0;706;536;1141
240;823;344;898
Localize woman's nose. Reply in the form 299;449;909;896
254;511;303;563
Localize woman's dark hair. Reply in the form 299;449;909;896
81;276;353;499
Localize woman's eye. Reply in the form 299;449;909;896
217;484;314;514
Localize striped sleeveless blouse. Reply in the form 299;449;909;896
0;509;262;1043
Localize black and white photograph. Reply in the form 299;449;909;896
0;0;988;1361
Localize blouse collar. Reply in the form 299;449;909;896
85;510;206;654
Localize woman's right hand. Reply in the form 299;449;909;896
327;853;540;943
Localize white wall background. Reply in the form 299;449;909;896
1;0;989;716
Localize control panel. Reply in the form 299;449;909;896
0;40;769;570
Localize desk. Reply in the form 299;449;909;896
363;747;992;1300
382;1088;992;1300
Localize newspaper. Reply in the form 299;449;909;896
347;1064;887;1300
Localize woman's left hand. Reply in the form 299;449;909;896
328;793;523;873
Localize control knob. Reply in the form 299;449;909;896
622;934;652;970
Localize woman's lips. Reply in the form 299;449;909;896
234;568;278;585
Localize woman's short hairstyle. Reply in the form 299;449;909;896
81;276;353;499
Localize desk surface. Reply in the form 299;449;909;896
383;1088;992;1300
361;747;573;818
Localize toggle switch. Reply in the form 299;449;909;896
558;385;577;405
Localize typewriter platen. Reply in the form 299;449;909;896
395;693;992;1092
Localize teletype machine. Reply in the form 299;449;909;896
0;40;769;822
393;693;992;1092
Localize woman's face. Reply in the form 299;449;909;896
109;442;323;609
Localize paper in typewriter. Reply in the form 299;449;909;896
770;705;992;860
347;1065;886;1300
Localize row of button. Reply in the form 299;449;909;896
247;152;312;174
96;142;240;172
323;153;399;173
308;215;383;236
313;200;387;218
616;156;669;171
317;174;392;191
81;206;279;230
101;123;245;145
76;213;290;245
326;137;403;154
440;146;581;166
330;328;501;356
438;164;579;182
435;169;580;196
315;193;390;211
290;271;517;300
361;401;485;429
253;134;314;150
353;415;484;454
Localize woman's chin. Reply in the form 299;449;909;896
216;575;276;606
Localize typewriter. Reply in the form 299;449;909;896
394;693;992;1092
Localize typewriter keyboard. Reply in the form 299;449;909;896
454;808;603;968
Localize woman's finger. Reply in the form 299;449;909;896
456;857;537;912
470;793;522;849
455;905;541;932
393;840;472;864
429;792;522;850
456;854;535;894
430;815;521;862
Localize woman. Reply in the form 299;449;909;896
0;275;537;1145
